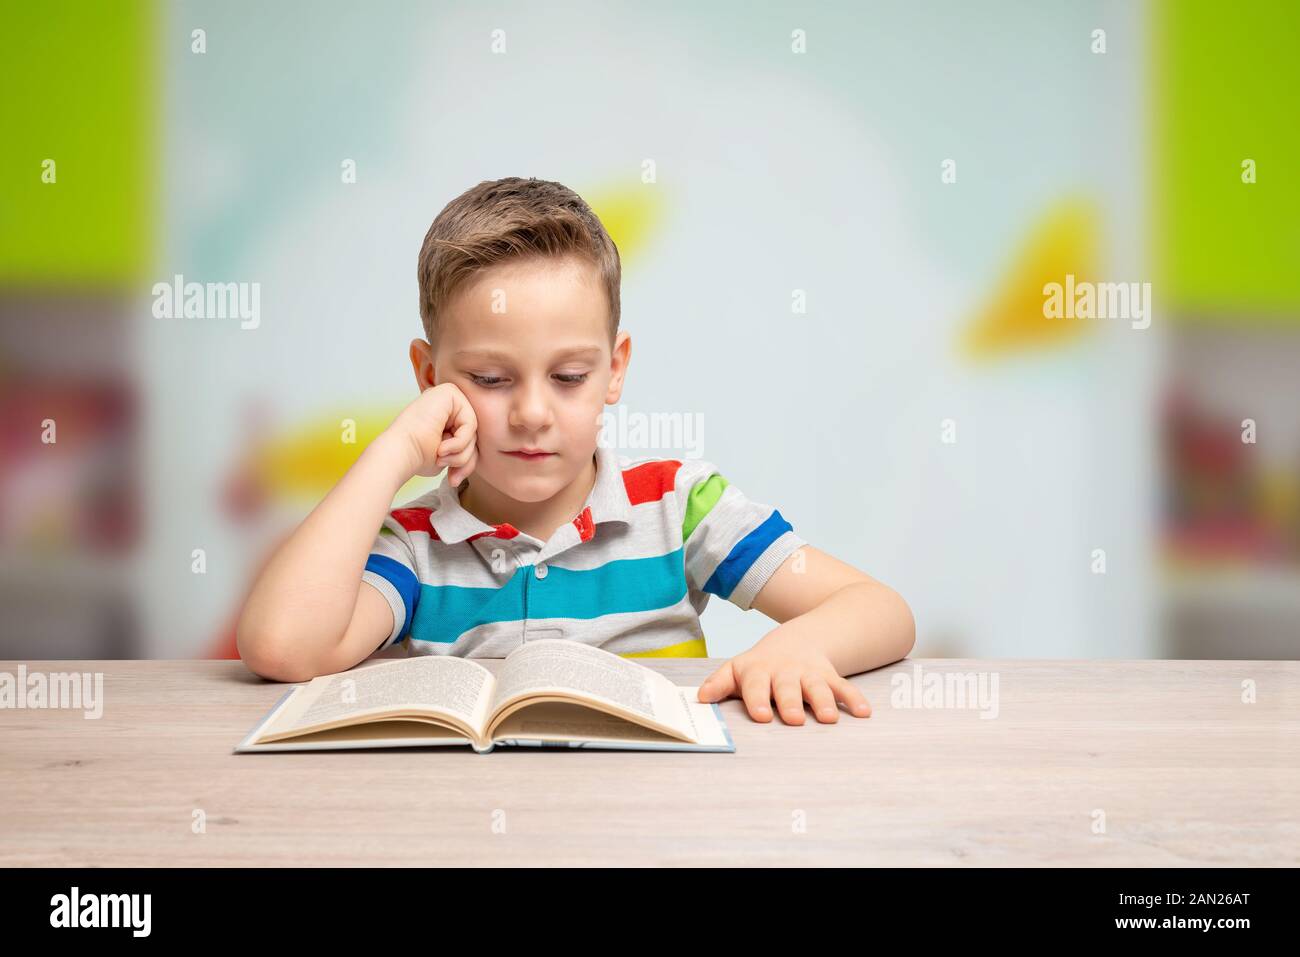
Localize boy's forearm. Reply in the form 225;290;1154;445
776;581;916;678
237;431;414;668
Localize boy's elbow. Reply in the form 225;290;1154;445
236;619;318;683
888;587;916;660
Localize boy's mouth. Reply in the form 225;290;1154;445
503;449;556;461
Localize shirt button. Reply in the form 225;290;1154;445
534;562;548;580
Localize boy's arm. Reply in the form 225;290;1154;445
698;546;914;723
748;545;916;675
236;433;416;682
237;382;478;682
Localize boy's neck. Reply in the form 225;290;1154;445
457;451;598;543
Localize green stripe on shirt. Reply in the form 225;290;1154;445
683;473;728;541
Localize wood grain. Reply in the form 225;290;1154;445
1;657;1296;866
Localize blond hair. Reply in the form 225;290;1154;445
417;176;621;346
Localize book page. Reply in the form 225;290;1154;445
260;719;472;745
490;639;695;739
494;689;729;748
262;655;496;738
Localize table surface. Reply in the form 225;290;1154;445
1;656;1296;866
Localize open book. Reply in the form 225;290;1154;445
235;638;735;754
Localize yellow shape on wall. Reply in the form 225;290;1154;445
252;409;430;502
582;183;664;263
960;199;1101;358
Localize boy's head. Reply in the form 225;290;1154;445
410;177;632;505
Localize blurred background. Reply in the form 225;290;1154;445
1;0;1296;662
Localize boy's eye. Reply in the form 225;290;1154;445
467;373;588;387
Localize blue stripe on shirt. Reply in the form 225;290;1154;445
365;553;420;643
702;509;793;600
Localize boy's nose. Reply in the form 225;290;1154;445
509;381;553;431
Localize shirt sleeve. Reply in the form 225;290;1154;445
360;513;422;650
675;459;807;611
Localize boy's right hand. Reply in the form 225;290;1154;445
384;382;479;485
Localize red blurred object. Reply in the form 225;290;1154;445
1161;383;1295;564
0;376;139;552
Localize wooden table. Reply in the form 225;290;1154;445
1;657;1296;866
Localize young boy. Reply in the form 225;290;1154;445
237;176;914;725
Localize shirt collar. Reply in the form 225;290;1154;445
429;443;631;544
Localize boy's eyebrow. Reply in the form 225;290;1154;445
454;346;603;363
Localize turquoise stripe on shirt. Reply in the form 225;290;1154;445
407;547;689;645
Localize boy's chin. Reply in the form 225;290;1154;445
483;466;569;503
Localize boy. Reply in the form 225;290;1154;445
237;176;915;725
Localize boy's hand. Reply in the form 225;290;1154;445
384;382;479;485
697;625;872;724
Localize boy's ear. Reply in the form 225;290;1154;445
604;331;631;404
409;338;438;391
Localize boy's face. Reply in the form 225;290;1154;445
411;254;630;504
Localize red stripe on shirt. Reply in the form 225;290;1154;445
623;460;681;506
468;523;521;543
391;507;438;537
573;506;594;542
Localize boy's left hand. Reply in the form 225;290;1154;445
696;626;872;724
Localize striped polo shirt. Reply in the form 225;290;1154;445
360;443;806;659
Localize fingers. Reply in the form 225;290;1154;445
437;434;474;469
737;668;819;725
831;676;872;717
437;419;475;459
432;383;477;460
740;670;774;722
713;662;871;725
698;661;736;702
772;673;805;725
803;675;839;723
445;385;477;433
445;445;478;488
436;417;478;487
